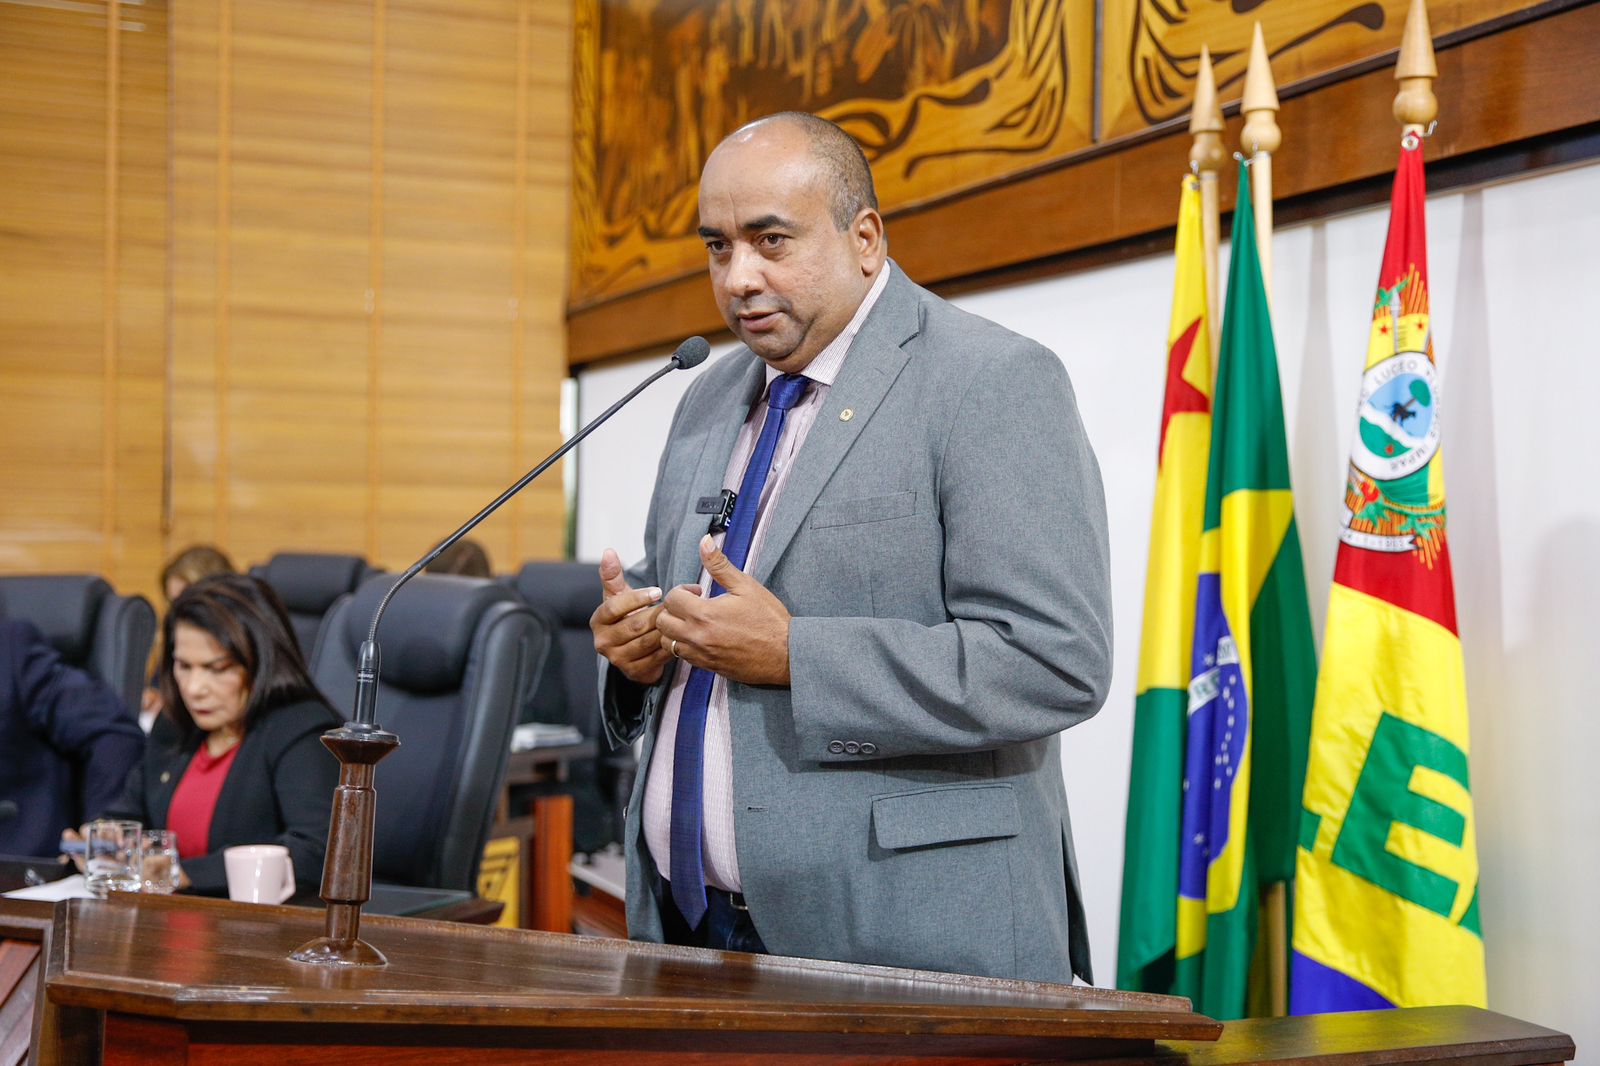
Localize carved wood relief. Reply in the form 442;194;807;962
571;0;1552;311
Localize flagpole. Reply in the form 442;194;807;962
1189;45;1225;339
1239;20;1290;1018
1241;23;1280;307
1395;0;1439;137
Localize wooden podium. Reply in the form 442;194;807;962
13;894;1577;1065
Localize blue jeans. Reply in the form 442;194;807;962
657;878;769;954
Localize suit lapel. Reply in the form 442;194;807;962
750;267;922;587
206;731;255;853
149;744;192;826
667;354;767;590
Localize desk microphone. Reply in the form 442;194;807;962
346;335;711;729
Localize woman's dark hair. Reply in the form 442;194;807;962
158;573;333;743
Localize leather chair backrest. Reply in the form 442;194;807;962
0;574;156;712
250;553;377;656
507;561;604;738
505;560;634;853
310;573;548;890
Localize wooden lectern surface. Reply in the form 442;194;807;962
42;894;1216;1041
10;896;1575;1065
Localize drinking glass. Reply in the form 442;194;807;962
84;819;142;897
137;829;182;894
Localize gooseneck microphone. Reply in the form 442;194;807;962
346;335;710;728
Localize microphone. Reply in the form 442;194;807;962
672;335;710;369
347;335;710;727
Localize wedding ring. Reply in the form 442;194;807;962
671;639;680;658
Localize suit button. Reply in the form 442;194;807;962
827;740;845;754
860;742;878;756
844;741;861;754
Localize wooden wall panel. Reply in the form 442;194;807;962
1100;0;1542;139
171;0;375;564
567;2;1600;365
381;0;523;566
0;0;167;602
570;0;1096;308
169;0;572;576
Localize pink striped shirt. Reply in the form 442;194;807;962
644;263;892;892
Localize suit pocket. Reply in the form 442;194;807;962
871;783;1020;851
810;490;918;529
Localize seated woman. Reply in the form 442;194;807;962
97;574;340;896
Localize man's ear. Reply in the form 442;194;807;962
854;207;887;271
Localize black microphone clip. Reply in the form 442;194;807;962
696;489;738;534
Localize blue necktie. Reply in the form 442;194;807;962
669;372;810;929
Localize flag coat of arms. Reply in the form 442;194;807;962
1118;174;1213;995
1290;140;1486;1013
1173;162;1316;1021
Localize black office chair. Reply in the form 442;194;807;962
250;553;377;656
0;574;156;713
506;560;632;854
310;573;550;891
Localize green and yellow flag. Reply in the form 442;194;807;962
1290;140;1486;1012
1173;162;1316;1020
1117;174;1213;995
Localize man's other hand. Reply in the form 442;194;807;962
657;535;792;686
591;549;671;685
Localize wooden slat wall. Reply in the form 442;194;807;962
2;0;570;597
170;0;571;573
0;0;168;603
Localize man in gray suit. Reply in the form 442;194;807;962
592;112;1111;984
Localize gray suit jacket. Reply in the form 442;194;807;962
604;265;1112;983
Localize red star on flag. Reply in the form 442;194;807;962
1160;316;1210;460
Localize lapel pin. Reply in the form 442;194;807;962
839;408;854;422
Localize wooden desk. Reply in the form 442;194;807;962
500;740;598;793
492;739;598;933
1157;1006;1574;1064
37;893;1220;1064
363;883;504;925
5;895;1577;1065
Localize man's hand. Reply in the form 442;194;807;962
591;548;672;685
657;535;792;686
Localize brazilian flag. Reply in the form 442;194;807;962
1173;162;1317;1020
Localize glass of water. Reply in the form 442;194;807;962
137;829;181;894
84;819;142;897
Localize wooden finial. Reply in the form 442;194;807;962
1189;46;1226;175
1394;0;1438;133
1240;22;1281;157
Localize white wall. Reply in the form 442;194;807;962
575;159;1600;1057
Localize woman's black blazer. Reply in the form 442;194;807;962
103;698;340;895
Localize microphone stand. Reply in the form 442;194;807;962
290;338;708;967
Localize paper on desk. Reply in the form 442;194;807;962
511;722;584;751
4;873;92;901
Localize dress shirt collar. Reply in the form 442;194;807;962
762;261;892;390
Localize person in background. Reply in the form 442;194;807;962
0;619;144;857
141;545;236;731
424;538;492;578
87;574;339;896
160;545;236;605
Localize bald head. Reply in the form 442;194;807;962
696;111;887;373
714;112;878;232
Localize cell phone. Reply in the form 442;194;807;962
58;838;87;856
